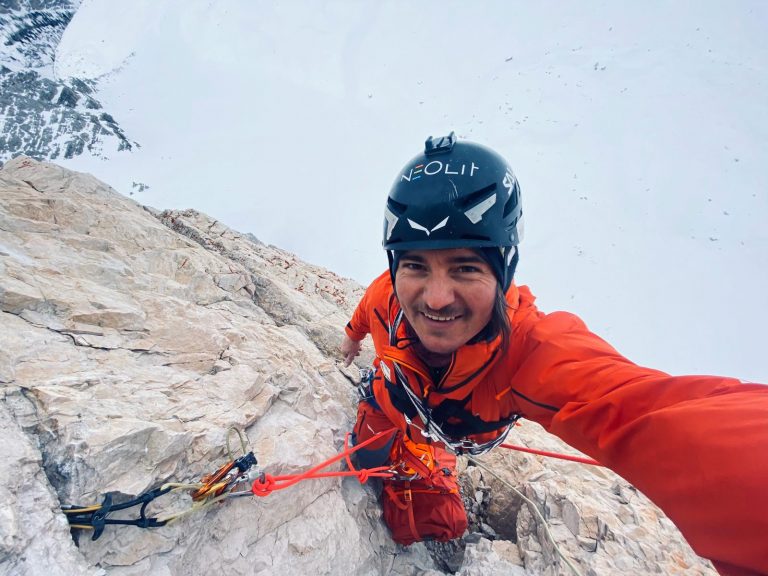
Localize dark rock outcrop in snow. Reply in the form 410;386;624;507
0;0;136;162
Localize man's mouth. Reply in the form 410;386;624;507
421;311;461;322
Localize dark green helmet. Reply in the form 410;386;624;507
383;132;523;290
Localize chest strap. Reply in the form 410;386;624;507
383;371;520;454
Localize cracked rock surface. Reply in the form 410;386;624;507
0;157;715;575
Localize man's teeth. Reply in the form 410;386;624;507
423;312;458;322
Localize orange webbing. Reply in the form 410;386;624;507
388;487;459;496
384;481;420;542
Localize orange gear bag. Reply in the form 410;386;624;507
382;474;467;545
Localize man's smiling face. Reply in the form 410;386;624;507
394;248;497;356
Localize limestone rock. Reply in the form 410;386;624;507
0;157;717;575
469;421;716;575
0;156;427;576
155;207;367;363
0;401;100;576
457;537;526;576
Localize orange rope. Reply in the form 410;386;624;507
500;443;602;466
250;430;604;498
252;428;398;497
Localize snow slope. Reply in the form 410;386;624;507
54;0;768;382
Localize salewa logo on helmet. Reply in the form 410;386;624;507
407;217;449;236
400;160;479;182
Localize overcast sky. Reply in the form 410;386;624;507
55;0;767;382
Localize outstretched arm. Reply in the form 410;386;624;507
508;310;768;575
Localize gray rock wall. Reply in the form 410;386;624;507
0;157;715;575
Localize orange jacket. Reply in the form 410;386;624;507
346;271;768;575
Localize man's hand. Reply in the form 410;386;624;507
341;334;363;367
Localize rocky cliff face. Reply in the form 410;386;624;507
0;157;715;575
0;1;135;162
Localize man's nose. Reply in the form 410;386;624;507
422;276;455;311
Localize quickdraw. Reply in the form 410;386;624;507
61;426;399;541
62;427;261;541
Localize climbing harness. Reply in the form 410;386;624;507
390;359;517;456
387;433;436;480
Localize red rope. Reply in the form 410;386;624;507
252;428;398;497
500;443;603;466
250;430;604;497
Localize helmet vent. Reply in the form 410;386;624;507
387;197;407;216
456;184;497;210
502;188;519;218
461;233;492;241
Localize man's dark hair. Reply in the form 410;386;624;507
484;286;511;350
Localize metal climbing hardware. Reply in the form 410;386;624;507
387;434;436;480
192;451;258;501
62;486;173;542
62;427;260;541
62;450;260;542
60;425;399;541
358;367;375;402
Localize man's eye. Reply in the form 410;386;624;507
456;266;481;274
401;262;424;271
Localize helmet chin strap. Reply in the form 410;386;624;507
502;246;519;293
387;250;397;289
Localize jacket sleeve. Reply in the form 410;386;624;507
509;310;768;576
345;272;388;341
345;294;370;341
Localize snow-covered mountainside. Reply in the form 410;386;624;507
0;0;134;161
1;1;766;384
0;0;77;70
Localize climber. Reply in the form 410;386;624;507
340;132;768;576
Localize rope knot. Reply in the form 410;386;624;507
251;474;276;497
